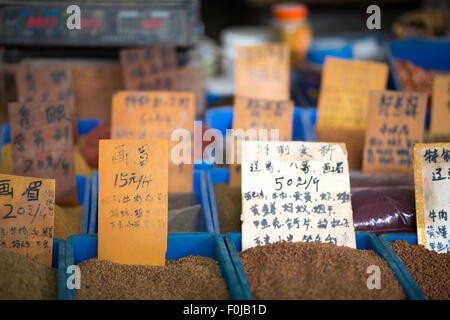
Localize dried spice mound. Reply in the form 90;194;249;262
214;183;241;233
76;256;230;300
239;241;405;300
390;240;450;300
0;247;57;300
54;205;83;240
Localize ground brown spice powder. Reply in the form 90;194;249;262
239;241;406;300
390;240;450;300
214;183;241;233
76;255;230;300
54;205;83;240
0;247;57;300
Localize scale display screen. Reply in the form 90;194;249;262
0;1;200;47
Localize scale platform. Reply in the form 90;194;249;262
0;0;201;48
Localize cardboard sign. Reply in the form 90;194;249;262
430;75;450;135
15;65;74;104
111;91;195;192
178;66;205;117
363;90;427;174
229;96;294;187
120;46;178;91
413;143;450;253
0;174;55;267
235;44;290;101
8;101;78;206
317;57;388;131
98;139;168;265
241;141;356;251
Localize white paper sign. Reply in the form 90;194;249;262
241;141;356;250
414;143;450;253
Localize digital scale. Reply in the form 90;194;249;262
0;0;202;61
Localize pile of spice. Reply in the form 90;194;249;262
76;256;230;300
0;247;57;300
390;240;450;300
213;183;241;233
239;241;406;300
394;59;447;97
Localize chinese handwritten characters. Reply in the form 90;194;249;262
430;75;450;135
317;57;388;131
111;91;195;192
235;44;290;101
120;46;179;91
8;101;78;206
0;174;55;267
15;65;74;103
98;140;168;266
363;90;427;174
413;143;450;253
241;141;356;251
229;97;294;187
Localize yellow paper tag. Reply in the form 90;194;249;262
317;57;388;131
98;139;168;266
235;44;290;101
430;75;450;135
111;91;195;192
0;174;55;267
363;90;427;174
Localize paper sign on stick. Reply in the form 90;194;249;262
0;174;55;267
363;90;427;174
120;46;178;91
413;143;450;253
111;91;195;192
317;57;388;131
229;96;294;187
430;75;450;135
98;139;168;266
8;101;78;206
235;44;290;101
241;141;356;251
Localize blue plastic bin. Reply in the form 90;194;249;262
225;232;426;300
204;106;317;143
88;169;214;234
58;233;244;300
206;168;230;233
378;233;428;299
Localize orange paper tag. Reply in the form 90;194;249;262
8;101;78;206
235;44;290;101
0;174;55;267
120;46;178;91
98;139;168;266
363;90;427;174
413;143;450;253
229;96;294;187
111;91;195;192
430;75;450;135
317;57;388;131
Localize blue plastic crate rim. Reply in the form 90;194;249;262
58;233;245;300
224;232;426;300
88;170;214;234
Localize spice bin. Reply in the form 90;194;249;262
205;106;317;143
58;233;245;300
225;232;426;300
88;170;214;234
378;233;430;299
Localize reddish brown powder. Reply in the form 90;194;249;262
390;240;450;300
239;241;406;300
